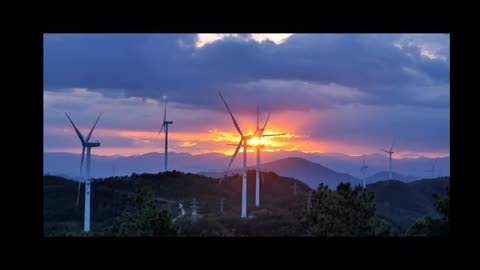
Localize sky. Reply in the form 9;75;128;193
43;33;450;158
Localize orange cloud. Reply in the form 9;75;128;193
180;141;197;147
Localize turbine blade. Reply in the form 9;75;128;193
219;93;243;136
80;146;86;176
75;181;82;208
257;105;259;131
381;149;389;153
390;137;396;152
157;123;166;136
65;113;85;144
262;133;286;137
227;139;243;171
163;99;167;123
261;112;271;135
86;113;102;142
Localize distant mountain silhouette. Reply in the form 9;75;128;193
44;151;449;180
366;171;417;183
201;157;361;188
258;157;362;188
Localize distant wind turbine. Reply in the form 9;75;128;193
65;112;102;232
382;137;396;180
158;96;174;172
360;155;369;188
254;105;285;207
218;92;256;218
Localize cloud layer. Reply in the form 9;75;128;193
43;34;450;157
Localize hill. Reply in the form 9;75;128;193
366;177;450;229
43;170;310;236
366;171;417;183
43;172;450;236
201;157;361;188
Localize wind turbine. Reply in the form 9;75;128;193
218;92;256;218
158;96;173;172
425;158;438;178
65;112;102;233
360;155;369;188
253;105;285;207
382;138;396;180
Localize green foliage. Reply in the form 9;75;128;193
298;183;380;236
44;173;445;237
406;186;449;236
368;177;449;230
108;187;180;236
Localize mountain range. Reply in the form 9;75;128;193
44;151;450;185
200;157;362;188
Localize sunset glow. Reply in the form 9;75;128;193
44;34;449;160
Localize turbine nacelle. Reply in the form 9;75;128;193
382;149;394;155
85;142;101;147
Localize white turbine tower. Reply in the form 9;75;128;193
253;106;285;207
360;155;369;188
382;138;396;180
65;112;102;233
158;96;173;172
218;92;256;218
426;158;438;178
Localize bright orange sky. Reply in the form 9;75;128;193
44;125;448;158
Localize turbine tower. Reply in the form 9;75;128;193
158;96;173;172
254;105;285;208
218;92;256;218
382;138;396;180
219;197;225;215
425;158;438;178
360;155;369;188
306;190;313;212
190;198;199;223
65;112;102;232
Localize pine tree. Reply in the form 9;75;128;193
406;186;449;236
298;183;377;236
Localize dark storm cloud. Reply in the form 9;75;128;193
44;34;449;113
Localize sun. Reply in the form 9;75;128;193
247;136;269;146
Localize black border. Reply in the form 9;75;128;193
16;13;468;260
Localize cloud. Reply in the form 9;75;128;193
44;34;449;113
180;141;198;147
43;34;449;156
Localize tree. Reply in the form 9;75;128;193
298;183;378;236
109;187;179;236
406;186;449;236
